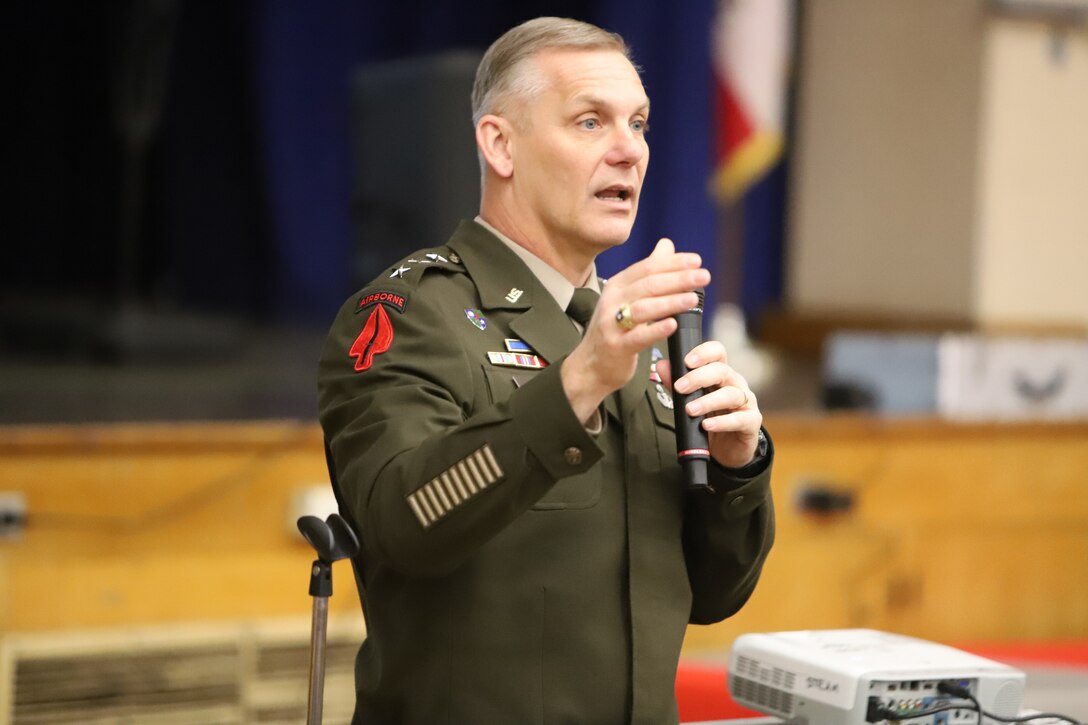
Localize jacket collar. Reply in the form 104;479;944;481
448;220;581;366
447;220;538;312
449;219;646;425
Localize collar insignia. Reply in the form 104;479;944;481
655;383;674;409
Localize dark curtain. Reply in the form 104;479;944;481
594;0;718;304
8;1;780;329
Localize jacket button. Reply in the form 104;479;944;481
563;447;582;465
730;495;745;507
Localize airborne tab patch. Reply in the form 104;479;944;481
356;290;408;314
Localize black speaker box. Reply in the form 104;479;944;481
348;51;483;287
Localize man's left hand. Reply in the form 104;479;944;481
656;341;761;469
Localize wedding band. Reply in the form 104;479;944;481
615;303;636;331
740;389;750;407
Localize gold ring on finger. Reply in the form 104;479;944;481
615;303;636;331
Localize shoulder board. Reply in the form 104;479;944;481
385;246;465;285
353;247;464;316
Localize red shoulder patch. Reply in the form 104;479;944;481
349;304;394;372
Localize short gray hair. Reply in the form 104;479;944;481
471;17;632;128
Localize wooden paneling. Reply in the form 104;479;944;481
683;415;1088;655
0;422;360;632
2;418;1086;656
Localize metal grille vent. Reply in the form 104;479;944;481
734;655;797;689
246;639;358;723
1;618;363;725
729;674;796;717
12;645;240;724
992;681;1024;718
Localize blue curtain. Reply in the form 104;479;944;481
255;1;584;321
594;0;718;311
12;2;783;335
254;1;760;324
740;160;788;330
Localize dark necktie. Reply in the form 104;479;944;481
566;288;600;328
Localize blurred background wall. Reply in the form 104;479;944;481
1;0;1086;722
790;1;1088;329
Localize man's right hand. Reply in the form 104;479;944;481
561;238;710;424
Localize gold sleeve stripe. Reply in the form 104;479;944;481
419;490;441;522
475;450;494;484
464;454;487;490
471;455;490;489
447;465;471;500
481;446;503;480
422;484;444;518
411;491;434;524
406;494;430;527
405;444;505;529
430;479;453;512
456;460;479;494
477;451;494;482
439;472;462;505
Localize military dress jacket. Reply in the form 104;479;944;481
318;220;775;725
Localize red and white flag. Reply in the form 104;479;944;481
712;0;795;201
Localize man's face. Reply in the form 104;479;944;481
507;48;649;257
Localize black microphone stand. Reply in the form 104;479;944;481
297;513;359;725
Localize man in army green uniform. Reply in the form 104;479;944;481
319;17;775;724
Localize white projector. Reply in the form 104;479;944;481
728;629;1025;724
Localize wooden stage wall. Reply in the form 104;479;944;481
1;417;1086;653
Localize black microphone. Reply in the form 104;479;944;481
667;289;711;491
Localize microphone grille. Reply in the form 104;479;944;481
695;288;705;313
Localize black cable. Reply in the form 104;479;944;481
936;681;1083;725
992;713;1084;725
871;682;1083;725
879;701;1082;725
872;700;973;722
